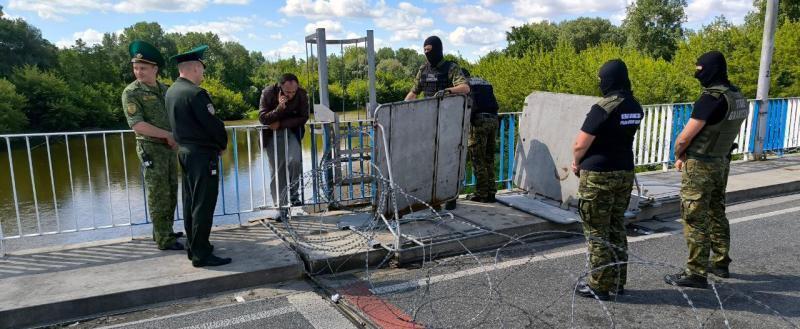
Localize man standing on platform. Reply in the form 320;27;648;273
665;51;747;287
166;45;231;267
121;40;183;251
259;73;309;207
462;68;499;203
404;36;469;100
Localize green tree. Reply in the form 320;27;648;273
219;42;255;93
11;66;85;131
558;17;625;52
746;0;800;26
0;78;28;133
57;40;122;86
377;47;395;61
395;48;426;76
0;14;58;77
170;32;224;80
622;0;687;61
201;78;254;120
504;21;560;57
119;22;178;81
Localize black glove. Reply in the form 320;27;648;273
433;89;450;98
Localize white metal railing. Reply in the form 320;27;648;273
4;97;800;254
0;121;374;254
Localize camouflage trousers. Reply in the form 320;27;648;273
680;157;731;276
469;117;498;198
137;141;178;248
578;170;634;292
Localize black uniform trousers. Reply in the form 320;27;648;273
178;145;219;262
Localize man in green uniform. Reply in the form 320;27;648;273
462;68;499;203
166;45;231;267
665;51;747;288
571;59;643;301
404;36;470;100
121;40;183;251
405;36;470;210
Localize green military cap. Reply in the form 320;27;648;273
171;45;209;67
129;40;164;67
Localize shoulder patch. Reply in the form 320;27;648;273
596;95;625;114
126;103;138;116
207;103;216;115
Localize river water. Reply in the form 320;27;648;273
0;120;374;238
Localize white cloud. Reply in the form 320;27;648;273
269;33;284;40
212;0;250;3
304;19;344;34
113;0;208;13
9;0;250;19
685;0;752;26
265;40;305;59
280;0;383;19
481;0;512;5
56;28;106;48
264;18;288;28
374;2;434;42
448;26;505;46
511;0;625;18
474;45;503;57
443;5;504;25
426;0;460;3
167;17;252;42
8;0;111;20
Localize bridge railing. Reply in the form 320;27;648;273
3;98;799;254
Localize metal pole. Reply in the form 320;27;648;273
752;0;779;160
317;28;330;108
367;30;377;117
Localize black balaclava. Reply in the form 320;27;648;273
598;59;632;96
695;50;729;88
424;36;444;66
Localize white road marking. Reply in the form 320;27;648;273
178;306;295;329
370;203;800;295
287;292;357;329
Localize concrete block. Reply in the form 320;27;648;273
513;92;600;207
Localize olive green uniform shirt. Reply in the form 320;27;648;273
121;80;170;144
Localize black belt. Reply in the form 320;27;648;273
473;113;497;119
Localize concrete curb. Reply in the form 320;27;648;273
0;259;303;329
636;180;800;221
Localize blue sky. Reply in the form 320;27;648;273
3;0;757;61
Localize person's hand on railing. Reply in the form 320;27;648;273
433;89;450;98
165;133;178;150
269;121;280;130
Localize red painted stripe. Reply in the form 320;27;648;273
339;281;425;329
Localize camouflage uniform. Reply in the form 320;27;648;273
578;170;634;292
122;80;178;249
680;157;732;276
411;61;467;98
469;116;498;199
679;84;747;276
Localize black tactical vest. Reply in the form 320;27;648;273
686;85;748;158
467;77;499;115
419;61;455;97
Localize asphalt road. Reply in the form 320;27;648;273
63;193;800;329
326;193;800;328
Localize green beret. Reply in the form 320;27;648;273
128;40;164;67
171;45;209;66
